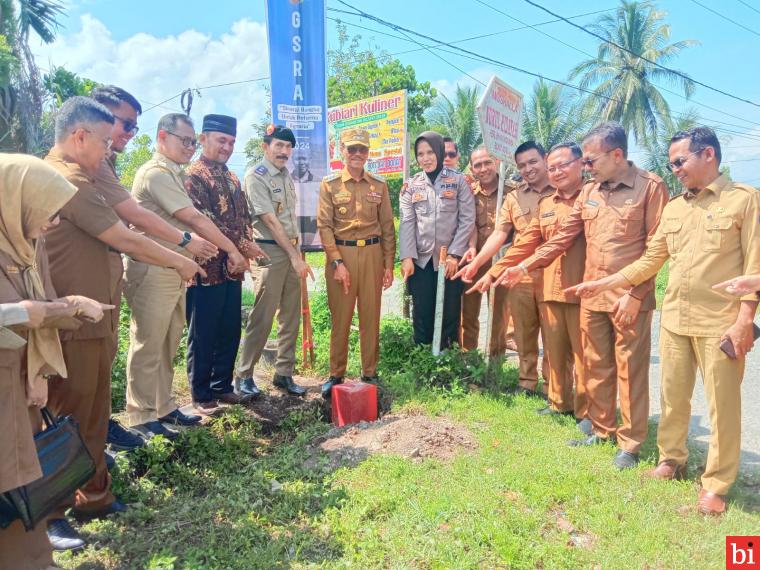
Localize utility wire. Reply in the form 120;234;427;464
521;0;760;108
736;0;760;16
689;0;760;38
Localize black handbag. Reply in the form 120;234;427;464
0;408;95;530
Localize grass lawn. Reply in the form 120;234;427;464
58;386;759;570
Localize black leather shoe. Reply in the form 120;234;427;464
133;420;179;440
71;499;128;523
47;518;86;551
321;376;344;399
160;408;202;426
613;449;640;470
236;377;261;398
361;375;379;384
105;450;116;472
536;407;574;417
576;418;593;436
273;374;306;396
107;418;145;451
568;434;616;447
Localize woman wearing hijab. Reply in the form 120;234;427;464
0;154;111;569
399;132;475;350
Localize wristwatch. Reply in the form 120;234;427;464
331;259;344;270
178;231;192;248
518;261;529;275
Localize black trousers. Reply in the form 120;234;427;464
407;259;463;351
186;280;242;402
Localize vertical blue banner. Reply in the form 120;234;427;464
266;0;327;250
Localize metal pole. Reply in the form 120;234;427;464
484;161;507;357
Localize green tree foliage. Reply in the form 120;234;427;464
425;85;482;170
327;23;436;131
115;134;154;189
521;79;594;150
569;1;697;145
43;65;99;104
243;86;272;168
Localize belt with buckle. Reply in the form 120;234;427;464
255;238;299;246
335;237;380;247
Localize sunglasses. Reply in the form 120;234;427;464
346;145;369;155
445;151;458;159
580;148;617;168
113;114;139;135
666;148;704;172
166;131;198;148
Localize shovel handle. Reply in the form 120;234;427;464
439;246;448;265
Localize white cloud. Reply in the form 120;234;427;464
34;14;270;175
430;67;495;100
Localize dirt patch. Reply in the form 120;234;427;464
307;413;478;469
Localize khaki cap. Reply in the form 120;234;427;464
340;128;370;147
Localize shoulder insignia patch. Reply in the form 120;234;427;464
367;171;385;183
325;172;341;182
254;165;267;176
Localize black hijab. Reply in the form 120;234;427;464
414;131;445;184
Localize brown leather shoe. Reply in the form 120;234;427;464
697;488;727;516
646;460;686;481
194;400;222;416
216;392;251;405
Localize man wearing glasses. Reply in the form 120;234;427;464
495;122;668;471
89;86;218;452
457;141;554;397
317;128;396;397
125;114;248;432
568;127;760;515
474;142;589;430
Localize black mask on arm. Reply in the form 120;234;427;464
415;131;445;184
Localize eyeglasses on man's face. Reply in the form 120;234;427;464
666;148;704;172
166;131;198;148
580;148;617;168
547;157;580;174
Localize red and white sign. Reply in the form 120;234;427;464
477;76;524;164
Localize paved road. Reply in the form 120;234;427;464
246;273;760;473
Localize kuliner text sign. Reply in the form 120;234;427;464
477;76;524;163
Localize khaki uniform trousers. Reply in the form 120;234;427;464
658;327;744;495
461;262;511;356
326;243;383;378
0;519;53;570
238;244;301;378
539;301;586;418
124;262;183;425
581;307;652;453
510;282;549;390
48;337;115;515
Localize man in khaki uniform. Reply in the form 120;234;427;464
457;141;553;393
126;113;250;429
497;122;668;470
570;127;760;514
43;97;203;549
237;125;314;396
459;146;513;356
317;128;396;397
478;143;588;428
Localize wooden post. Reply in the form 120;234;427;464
484;162;507;357
300;251;315;369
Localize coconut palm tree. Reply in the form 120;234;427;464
0;0;65;152
569;0;696;146
521;79;594;150
425;85;482;170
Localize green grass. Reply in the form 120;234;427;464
57;389;759;569
655;262;669;308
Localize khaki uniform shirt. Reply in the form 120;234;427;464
472;180;513;250
620;174;760;336
491;188;586;303
45;149;122;340
523;162;669;312
317;168;396;269
131;152;193;257
399;168;475;270
96;154;131;209
495;181;555;284
245;158;299;241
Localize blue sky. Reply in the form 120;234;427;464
36;0;760;183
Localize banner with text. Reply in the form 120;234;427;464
328;90;408;179
266;0;327;250
476;76;523;164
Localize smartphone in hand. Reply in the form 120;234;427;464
719;323;760;360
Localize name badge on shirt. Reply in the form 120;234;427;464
441;190;456;199
540;211;556;218
624;198;633;205
366;192;382;203
272;187;282;193
585;199;599;207
6;264;19;274
440;183;457;190
334;191;352;204
441;176;455;183
412;193;426;203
